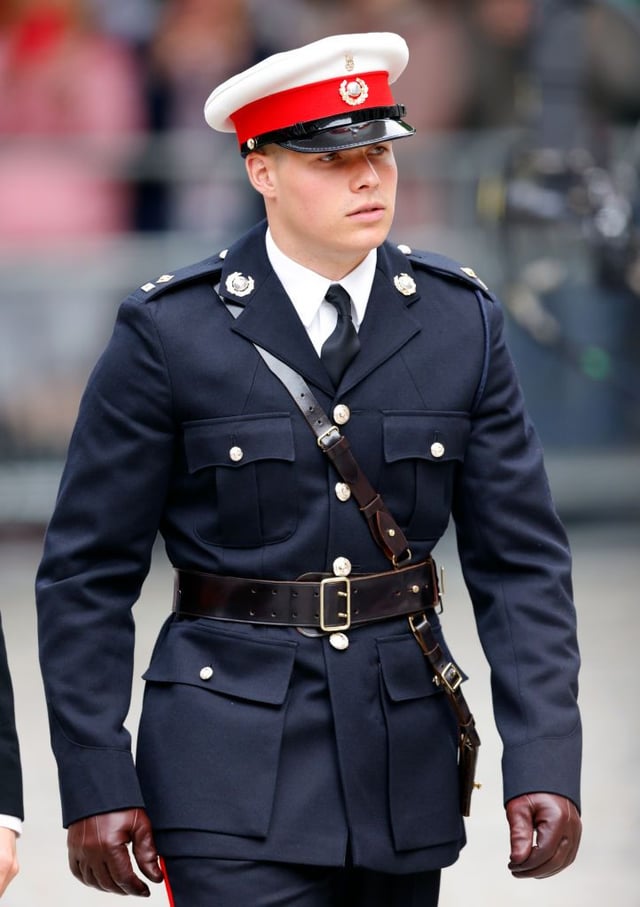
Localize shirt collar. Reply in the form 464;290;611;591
265;228;376;330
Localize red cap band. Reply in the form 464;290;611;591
230;71;394;145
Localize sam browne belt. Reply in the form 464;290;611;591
173;558;438;632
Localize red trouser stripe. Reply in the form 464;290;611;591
160;857;175;907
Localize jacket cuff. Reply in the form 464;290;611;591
54;738;145;828
501;722;582;812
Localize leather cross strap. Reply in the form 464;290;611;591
409;611;481;816
259;347;412;566
223;296;411;567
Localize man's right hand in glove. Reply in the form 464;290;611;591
67;808;164;897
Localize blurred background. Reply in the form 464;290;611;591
1;0;640;523
0;1;639;905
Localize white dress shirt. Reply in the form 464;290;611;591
265;228;376;355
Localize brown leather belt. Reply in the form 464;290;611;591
173;558;438;631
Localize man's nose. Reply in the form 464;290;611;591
352;155;381;188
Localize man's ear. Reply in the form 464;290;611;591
245;150;277;198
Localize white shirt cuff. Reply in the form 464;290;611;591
0;815;22;836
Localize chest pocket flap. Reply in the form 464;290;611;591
184;413;294;473
383;411;470;464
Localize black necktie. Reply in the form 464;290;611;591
320;284;360;386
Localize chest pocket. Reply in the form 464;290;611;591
379;412;470;543
183;413;297;547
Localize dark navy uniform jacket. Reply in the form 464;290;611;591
36;220;581;873
0;614;23;822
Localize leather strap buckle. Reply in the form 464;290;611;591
316;425;341;449
319;576;351;631
436;662;463;694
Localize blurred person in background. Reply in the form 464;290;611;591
0;0;145;241
0;0;146;462
35;31;581;906
460;0;536;129
462;0;640;445
0;613;23;897
138;0;272;234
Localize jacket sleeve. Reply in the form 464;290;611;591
0;615;23;820
36;297;175;827
452;295;582;809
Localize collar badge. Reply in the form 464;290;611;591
394;273;417;296
225;271;255;297
339;77;369;106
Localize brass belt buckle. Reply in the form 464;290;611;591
319;576;351;631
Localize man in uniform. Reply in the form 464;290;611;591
36;32;581;907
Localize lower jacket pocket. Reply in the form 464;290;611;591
136;620;297;837
377;633;465;850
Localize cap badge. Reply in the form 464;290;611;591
225;271;255;297
344;53;355;72
339;77;369;106
394;273;417;296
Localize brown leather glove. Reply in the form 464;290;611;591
506;792;582;879
67;808;164;897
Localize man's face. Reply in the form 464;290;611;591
246;141;399;279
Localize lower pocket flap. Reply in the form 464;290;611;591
143;622;297;705
377;635;439;702
378;634;468;702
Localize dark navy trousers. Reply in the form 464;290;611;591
161;857;441;907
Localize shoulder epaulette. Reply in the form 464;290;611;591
128;248;229;303
396;243;496;300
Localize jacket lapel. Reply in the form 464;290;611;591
218;224;422;396
338;244;422;394
219;223;334;393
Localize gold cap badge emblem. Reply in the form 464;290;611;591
339;77;369;106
